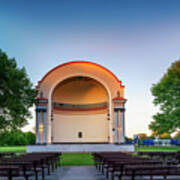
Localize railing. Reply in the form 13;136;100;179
53;102;108;110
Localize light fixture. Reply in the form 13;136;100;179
39;123;43;132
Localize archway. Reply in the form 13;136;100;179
51;76;110;143
35;61;126;144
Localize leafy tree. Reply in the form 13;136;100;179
0;49;37;131
149;131;158;139
0;130;35;146
137;133;148;140
149;60;180;134
174;131;180;139
159;133;171;139
25;131;36;145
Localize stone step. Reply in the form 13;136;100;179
27;144;134;153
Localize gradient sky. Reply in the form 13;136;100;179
0;0;180;137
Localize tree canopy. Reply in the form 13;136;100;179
0;49;37;131
149;60;180;134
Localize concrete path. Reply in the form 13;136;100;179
52;166;106;180
3;166;180;180
11;166;106;180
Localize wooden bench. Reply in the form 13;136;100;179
92;152;169;180
116;165;180;180
0;152;62;180
0;165;33;180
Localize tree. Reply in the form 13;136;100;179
137;133;148;140
149;60;180;134
0;130;36;146
159;133;171;139
0;49;37;131
174;131;180;139
149;131;158;139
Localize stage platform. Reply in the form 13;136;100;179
27;143;134;153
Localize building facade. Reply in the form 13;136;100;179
35;61;126;144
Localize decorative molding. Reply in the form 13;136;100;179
36;97;48;101
53;106;107;112
37;61;125;88
114;106;125;110
36;106;47;111
113;97;127;111
36;98;48;108
112;96;127;101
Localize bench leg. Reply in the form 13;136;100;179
102;164;104;174
131;176;134;180
118;174;122;180
35;170;38;180
111;171;114;180
51;160;54;172
8;176;12;180
95;161;97;169
99;163;101;172
8;169;12;180
106;168;109;179
56;157;59;167
48;164;51;175
42;167;45;180
98;162;101;172
100;163;103;172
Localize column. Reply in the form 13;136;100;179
114;109;119;144
36;97;48;144
120;109;125;143
43;110;47;144
36;110;41;144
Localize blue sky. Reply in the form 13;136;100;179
0;0;180;137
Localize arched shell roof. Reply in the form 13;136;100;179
38;61;124;88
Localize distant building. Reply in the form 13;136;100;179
35;61;126;144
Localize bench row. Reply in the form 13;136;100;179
0;152;61;180
93;152;180;180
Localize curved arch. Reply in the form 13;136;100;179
38;61;124;87
49;74;112;117
48;74;113;143
52;76;109;106
37;60;125;144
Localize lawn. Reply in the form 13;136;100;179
60;153;94;166
0;145;180;166
0;146;26;153
136;146;180;152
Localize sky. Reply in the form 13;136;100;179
0;0;180;137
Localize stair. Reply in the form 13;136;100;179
27;144;134;153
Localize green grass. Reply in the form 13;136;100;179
136;146;180;152
0;146;26;153
0;146;180;166
60;153;94;166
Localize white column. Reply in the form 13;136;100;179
120;109;125;143
36;110;41;144
114;110;119;144
47;102;52;144
43;111;47;144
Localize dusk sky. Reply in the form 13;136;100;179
0;0;180;137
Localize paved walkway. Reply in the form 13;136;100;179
51;166;106;180
11;166;106;180
3;166;180;180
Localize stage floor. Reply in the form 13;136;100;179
27;143;134;153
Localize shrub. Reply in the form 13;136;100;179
25;131;36;145
0;130;35;146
